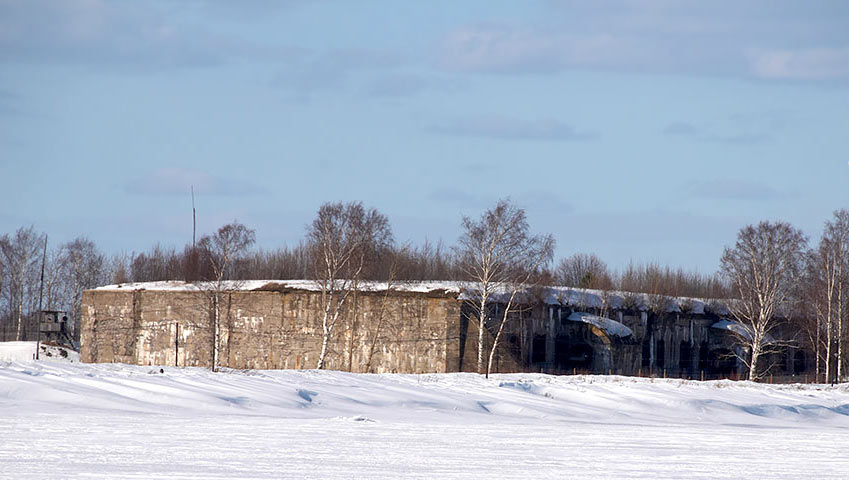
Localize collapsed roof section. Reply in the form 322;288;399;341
567;312;634;338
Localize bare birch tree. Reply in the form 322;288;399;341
197;222;256;371
308;202;391;370
0;227;45;340
825;209;849;381
458;198;554;374
807;209;849;382
485;233;554;378
58;237;106;342
720;221;806;381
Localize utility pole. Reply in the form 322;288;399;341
35;235;47;360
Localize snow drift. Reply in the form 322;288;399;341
2;357;848;479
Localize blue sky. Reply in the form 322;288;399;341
1;0;847;273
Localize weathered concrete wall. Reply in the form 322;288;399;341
448;305;526;374
82;284;813;378
81;287;460;373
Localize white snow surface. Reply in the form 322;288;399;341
93;279;464;294
0;341;79;363
2;360;848;479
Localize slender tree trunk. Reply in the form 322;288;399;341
486;310;508;379
212;294;220;371
317;307;331;370
838;272;844;381
826;315;833;384
477;296;487;374
365;290;392;372
816;316;822;381
15;300;23;341
749;340;760;381
346;290;358;372
487;292;520;379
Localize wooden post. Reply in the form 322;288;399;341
700;370;705;382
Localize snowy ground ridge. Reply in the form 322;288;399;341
3;360;849;479
2;360;848;426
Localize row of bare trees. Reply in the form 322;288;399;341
5;202;849;381
555;254;730;299
0;227;107;342
712;210;849;382
801;210;849;383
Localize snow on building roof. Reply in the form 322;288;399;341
93;280;463;295
93;280;730;316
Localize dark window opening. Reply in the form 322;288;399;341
641;339;652;368
793;351;806;375
709;348;736;375
679;341;692;375
698;342;708;372
656;339;666;369
532;335;547;364
555;336;593;371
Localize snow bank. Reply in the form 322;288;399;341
2;361;848;479
0;341;79;363
1;361;846;426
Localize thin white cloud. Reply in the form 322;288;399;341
125;168;266;196
0;0;298;70
689;179;787;201
748;47;849;80
430;116;596;141
663;122;771;145
663;122;700;136
0;89;21;116
437;2;849;82
271;48;406;96
428;188;489;208
703;133;770;146
439;26;650;75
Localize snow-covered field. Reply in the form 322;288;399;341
1;349;848;479
0;341;79;363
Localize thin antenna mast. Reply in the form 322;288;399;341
192;186;196;248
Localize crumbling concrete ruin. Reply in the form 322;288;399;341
80;280;811;378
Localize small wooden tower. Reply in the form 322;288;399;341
39;310;74;345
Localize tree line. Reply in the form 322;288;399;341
2;200;848;382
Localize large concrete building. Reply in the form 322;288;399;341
80;280;811;378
